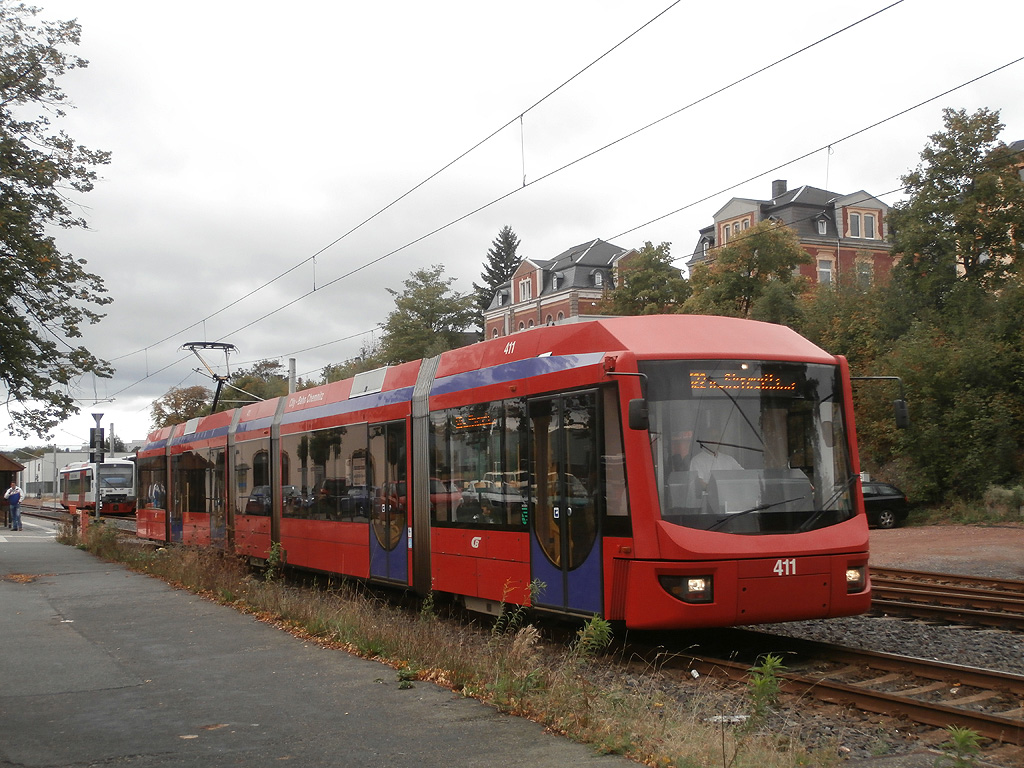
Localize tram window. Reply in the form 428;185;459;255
235;438;270;517
172;451;207;515
279;425;370;521
430;398;528;528
602;387;630;527
138;456;167;510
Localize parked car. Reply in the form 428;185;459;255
862;481;911;529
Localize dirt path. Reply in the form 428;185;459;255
869;523;1024;581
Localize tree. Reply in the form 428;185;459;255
151;386;213;429
223;359;290;406
595;241;690;315
682;220;810;319
104;435;126;452
888;107;1024;308
379;264;476;364
472;225;521;321
0;3;113;438
320;337;385;384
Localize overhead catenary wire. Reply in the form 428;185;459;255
106;1;902;368
96;52;1023;408
105;0;688;366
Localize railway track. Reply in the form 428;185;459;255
657;629;1024;747
871;566;1024;630
21;502;137;533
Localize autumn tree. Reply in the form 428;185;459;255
888;107;1024;311
0;3;113;437
472;225;521;323
150;386;213;429
682;220;810;321
595;241;690;315
321;338;384;384
223;359;290;406
379;264;476;364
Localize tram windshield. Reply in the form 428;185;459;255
640;360;856;534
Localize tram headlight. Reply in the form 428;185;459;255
845;566;866;593
659;575;714;604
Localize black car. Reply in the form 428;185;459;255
862;481;911;528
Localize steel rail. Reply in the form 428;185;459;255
677;635;1024;746
872;566;1024;595
870;567;1024;630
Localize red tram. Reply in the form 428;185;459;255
136;315;872;629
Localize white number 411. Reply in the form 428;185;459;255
773;558;797;576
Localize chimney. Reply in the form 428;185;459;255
771;179;787;198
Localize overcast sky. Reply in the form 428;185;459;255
4;0;1023;450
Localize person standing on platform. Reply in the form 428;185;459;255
5;481;23;531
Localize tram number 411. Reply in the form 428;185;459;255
773;558;797;576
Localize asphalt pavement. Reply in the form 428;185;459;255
0;518;630;768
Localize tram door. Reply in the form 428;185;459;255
528;391;603;616
369;421;409;584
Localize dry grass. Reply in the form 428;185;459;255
64;522;841;768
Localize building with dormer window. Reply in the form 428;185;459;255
483;238;636;338
690;180;895;288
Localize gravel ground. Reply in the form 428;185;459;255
756;524;1024;766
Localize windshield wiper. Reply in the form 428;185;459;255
706;495;808;532
797;475;859;533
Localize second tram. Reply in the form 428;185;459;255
59;459;138;515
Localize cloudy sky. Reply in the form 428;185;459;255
5;0;1023;449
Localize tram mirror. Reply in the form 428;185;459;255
893;399;909;429
628;398;649;431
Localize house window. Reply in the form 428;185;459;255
857;261;873;289
721;226;728;244
593;271;603;287
864;213;876;239
702;240;709;259
817;219;827;236
518;322;525;331
849;213;861;238
733;222;740;235
492;328;499;339
519;278;532;301
817;259;833;285
742;219;750;230
546;315;554;325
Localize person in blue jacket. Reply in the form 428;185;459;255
5;481;23;531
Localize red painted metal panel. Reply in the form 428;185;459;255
136;508;166;541
181;514;212;547
234;515;271;558
279;519;370;578
431;552;477;595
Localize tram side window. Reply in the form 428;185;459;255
429;398;528;527
172;451;209;516
602;388;630;531
206;448;226;516
279;425;370;521
138;457;167;510
236;439;271;516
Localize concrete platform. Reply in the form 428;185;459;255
0;519;629;767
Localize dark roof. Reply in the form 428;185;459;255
1;455;25;472
485;238;631;311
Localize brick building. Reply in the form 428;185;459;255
689;180;895;288
482;238;636;339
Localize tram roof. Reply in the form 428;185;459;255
437;315;835;378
